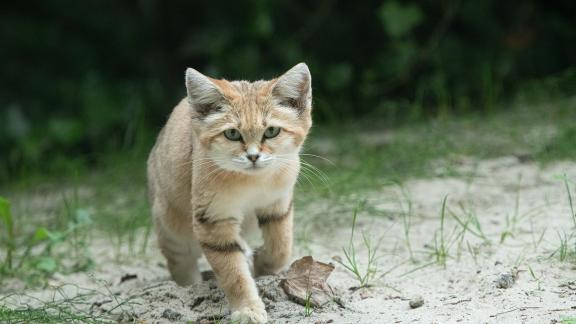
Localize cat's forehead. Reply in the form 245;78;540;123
221;81;277;120
204;79;298;129
212;79;275;106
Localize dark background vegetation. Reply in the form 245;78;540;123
1;0;575;182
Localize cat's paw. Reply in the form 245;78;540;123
253;264;275;277
231;303;267;324
253;256;285;277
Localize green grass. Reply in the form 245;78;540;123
565;177;576;228
1;153;152;280
556;231;570;262
0;197;15;272
448;203;490;244
0;304;111;324
562;317;576;324
432;196;449;267
500;177;523;244
425;196;470;267
538;126;576;162
0;283;130;323
527;265;543;291
2;178;101;280
0;194;95;285
417;196;479;268
303;290;314;317
334;200;379;288
550;177;576;262
392;184;416;262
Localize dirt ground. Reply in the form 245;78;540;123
2;156;576;323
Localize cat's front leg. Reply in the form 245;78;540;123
194;218;267;324
254;199;294;276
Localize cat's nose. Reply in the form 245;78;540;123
247;153;260;162
246;144;261;163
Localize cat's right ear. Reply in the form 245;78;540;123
273;63;312;112
185;68;224;117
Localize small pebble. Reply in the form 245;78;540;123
496;273;515;289
409;296;424;309
162;308;182;321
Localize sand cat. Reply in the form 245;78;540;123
147;63;312;323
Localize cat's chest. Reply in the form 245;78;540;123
208;181;290;220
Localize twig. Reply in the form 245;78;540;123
142;282;169;291
444;298;471;305
550;307;576;312
490;306;541;317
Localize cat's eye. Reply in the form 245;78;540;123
224;129;242;141
263;126;281;139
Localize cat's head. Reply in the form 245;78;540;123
185;63;312;174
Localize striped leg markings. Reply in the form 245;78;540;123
200;241;244;253
254;200;294;276
194;218;263;313
257;200;293;227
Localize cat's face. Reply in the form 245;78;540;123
186;64;312;174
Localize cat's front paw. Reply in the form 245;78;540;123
231;302;267;324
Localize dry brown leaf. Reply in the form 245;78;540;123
280;256;335;307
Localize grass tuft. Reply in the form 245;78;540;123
0;197;15;272
564;176;576;228
449;203;490;244
0;282;134;323
431;196;449;267
335;200;379;288
303;290;314;317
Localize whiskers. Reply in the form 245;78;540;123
172;152;333;192
181;157;231;186
298;153;336;166
275;153;333;193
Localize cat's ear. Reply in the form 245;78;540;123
185;68;225;116
273;63;312;111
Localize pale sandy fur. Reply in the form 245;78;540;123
147;64;312;323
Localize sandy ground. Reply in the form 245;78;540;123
2;157;576;323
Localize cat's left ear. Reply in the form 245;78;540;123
185;68;226;117
273;63;312;112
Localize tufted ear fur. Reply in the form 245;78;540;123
185;68;225;117
273;63;312;111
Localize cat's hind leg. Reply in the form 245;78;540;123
153;199;202;286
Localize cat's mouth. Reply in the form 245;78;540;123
241;163;272;173
246;164;263;171
227;156;275;174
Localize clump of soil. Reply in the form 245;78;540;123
90;265;342;323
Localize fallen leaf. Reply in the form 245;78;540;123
280;256;335;307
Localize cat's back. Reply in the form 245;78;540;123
147;99;193;210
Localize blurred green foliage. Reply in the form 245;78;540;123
0;0;575;181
